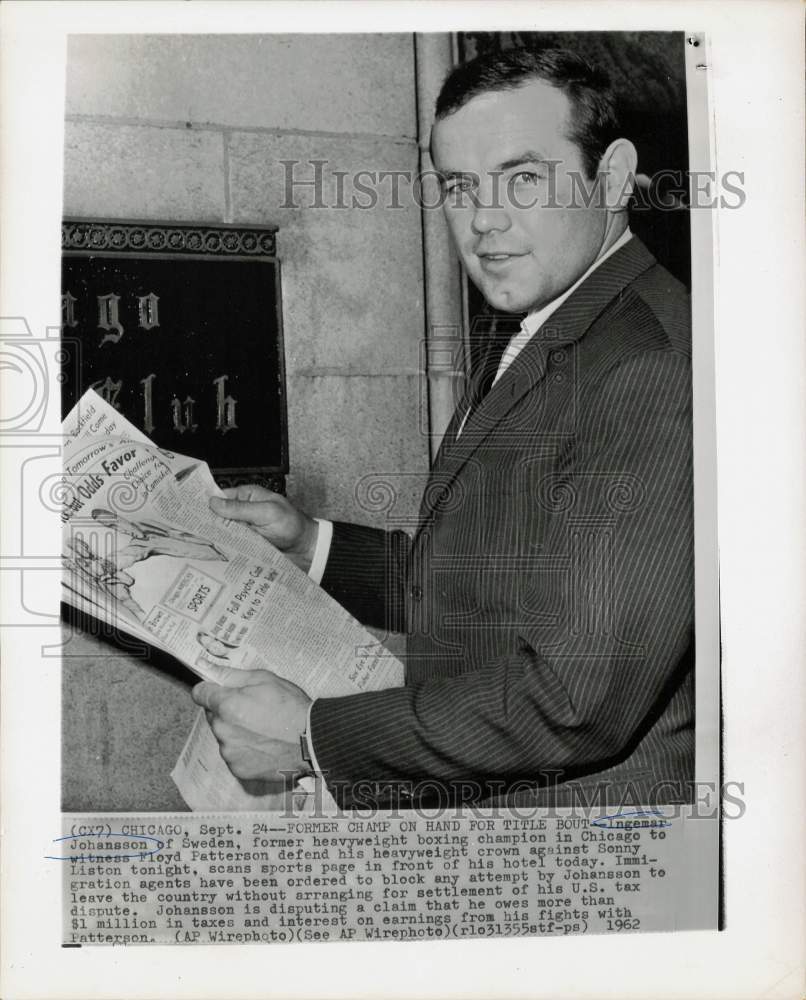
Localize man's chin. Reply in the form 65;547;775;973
480;285;532;314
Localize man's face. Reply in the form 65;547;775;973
431;79;608;314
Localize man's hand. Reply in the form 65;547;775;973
209;485;318;573
191;665;313;790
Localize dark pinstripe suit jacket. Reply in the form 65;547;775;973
312;236;694;809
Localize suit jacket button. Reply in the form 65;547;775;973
410;585;423;601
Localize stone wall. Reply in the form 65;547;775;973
62;34;430;810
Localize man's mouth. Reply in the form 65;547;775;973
478;251;527;271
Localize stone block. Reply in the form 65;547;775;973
66;34;416;138
229;130;425;375
61;626;195;811
63;120;225;221
284;372;429;528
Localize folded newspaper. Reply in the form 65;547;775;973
61;389;404;811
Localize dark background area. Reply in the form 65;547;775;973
62;251;287;487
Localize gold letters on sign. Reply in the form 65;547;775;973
66;288;238;436
86;373;238;437
62;291;162;345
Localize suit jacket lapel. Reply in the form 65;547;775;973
431;324;514;462
420;237;658;524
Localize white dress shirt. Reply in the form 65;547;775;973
456;228;633;436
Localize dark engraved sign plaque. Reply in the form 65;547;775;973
61;218;287;491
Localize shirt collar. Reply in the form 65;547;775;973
521;228;634;338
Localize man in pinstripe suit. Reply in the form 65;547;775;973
194;48;694;810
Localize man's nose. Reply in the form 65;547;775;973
471;181;512;235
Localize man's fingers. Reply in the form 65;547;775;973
209;716;249;745
192;684;251;724
191;681;229;712
209;496;255;520
212;484;280;507
193;668;282;714
194;664;277;698
234;668;282;687
217;486;250;499
209;495;279;523
217;485;276;501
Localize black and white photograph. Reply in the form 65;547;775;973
1;2;803;999
54;20;721;938
60;29;708;815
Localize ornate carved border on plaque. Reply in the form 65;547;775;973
62;219;278;258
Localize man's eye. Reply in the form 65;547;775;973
445;178;474;194
511;170;542;185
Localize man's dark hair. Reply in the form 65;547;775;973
435;47;621;178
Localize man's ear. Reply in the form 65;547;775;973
599;138;638;211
